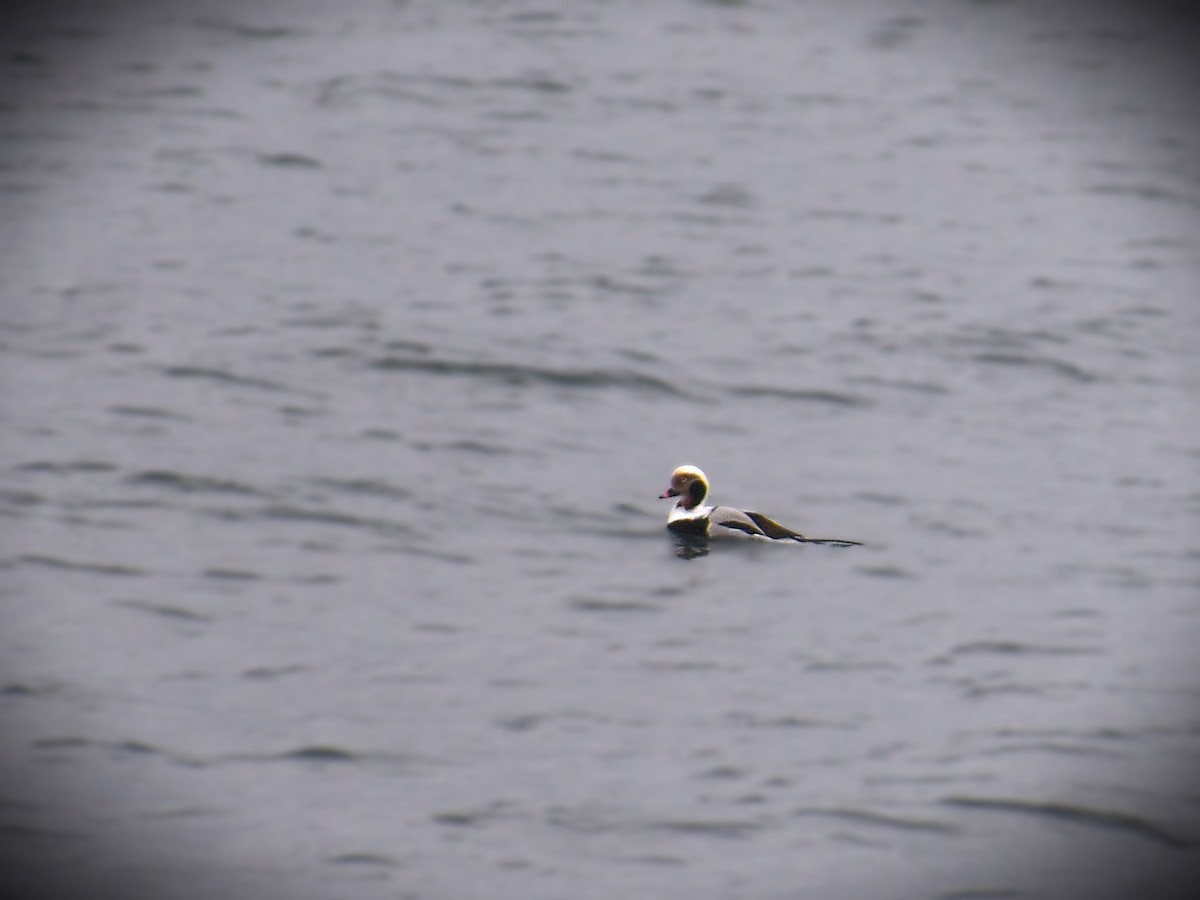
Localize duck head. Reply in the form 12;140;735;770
658;464;710;510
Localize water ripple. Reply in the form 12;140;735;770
18;460;117;474
327;852;399;868
972;352;1099;383
794;806;960;836
115;598;212;623
127;470;265;496
253;503;414;535
18;554;146;577
932;640;1100;663
161;365;291;392
648;818;763;839
276;745;357;763
567;596;661;613
107;404;192;421
371;354;687;396
725;384;872;406
310;477;412;502
942;795;1190;848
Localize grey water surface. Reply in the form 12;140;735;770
2;0;1199;898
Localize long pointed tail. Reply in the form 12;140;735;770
792;536;862;547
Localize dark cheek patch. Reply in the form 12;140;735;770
687;479;706;507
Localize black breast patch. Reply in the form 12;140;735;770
667;516;709;536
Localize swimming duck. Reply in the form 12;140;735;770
658;464;861;546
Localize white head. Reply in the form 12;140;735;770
658;464;710;511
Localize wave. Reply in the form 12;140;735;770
18;554;146;577
161;365;291;392
372;353;687;396
942;795;1190;848
126;470;265;496
725;384;872;406
971;352;1098;383
795;805;960;835
934;640;1100;661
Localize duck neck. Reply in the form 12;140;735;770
670;497;711;521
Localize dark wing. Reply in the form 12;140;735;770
745;511;863;546
743;511;805;540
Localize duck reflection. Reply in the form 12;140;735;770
670;530;710;559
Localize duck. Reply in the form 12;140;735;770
658;464;861;546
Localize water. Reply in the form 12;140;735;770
2;0;1199;897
